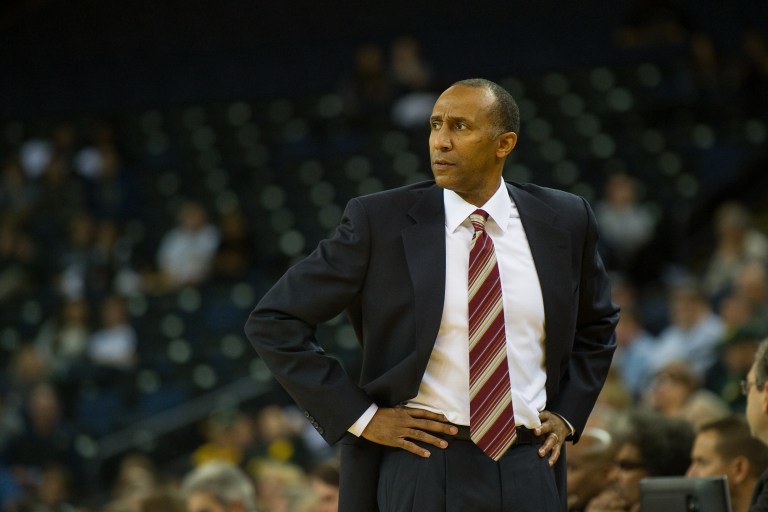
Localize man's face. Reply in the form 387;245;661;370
429;85;515;203
566;442;612;510
186;491;229;512
745;365;766;440
687;430;729;478
611;443;650;506
310;478;339;512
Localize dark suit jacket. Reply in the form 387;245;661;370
245;180;619;511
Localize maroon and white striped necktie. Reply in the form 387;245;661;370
468;209;517;461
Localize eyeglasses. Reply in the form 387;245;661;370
616;459;646;471
741;379;757;396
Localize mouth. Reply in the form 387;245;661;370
432;160;454;171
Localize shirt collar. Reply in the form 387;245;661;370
444;179;514;233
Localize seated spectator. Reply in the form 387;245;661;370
648;281;724;378
706;326;763;412
586;410;694;512
308;459;339;512
212;207;257;283
181;461;257;512
644;360;729;429
594;172;656;274
0;382;81;499
192;408;256;469
613;307;657;401
687;415;768;512
86;294;138;370
702;201;768;305
143;200;220;294
34;297;91;378
567;427;616;512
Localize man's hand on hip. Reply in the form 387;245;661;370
361;406;458;458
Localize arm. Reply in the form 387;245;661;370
549;197;620;440
244;198;374;444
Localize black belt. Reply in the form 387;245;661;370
450;425;542;446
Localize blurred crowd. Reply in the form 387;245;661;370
1;4;768;511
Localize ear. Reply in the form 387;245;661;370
728;455;750;485
496;131;517;158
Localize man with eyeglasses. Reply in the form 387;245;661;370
585;410;693;512
743;338;768;511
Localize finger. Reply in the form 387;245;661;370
396;437;433;458
537;433;562;464
404;428;450;449
401;407;451;422
412;418;459;436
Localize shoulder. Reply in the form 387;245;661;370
508;181;587;209
349;180;438;214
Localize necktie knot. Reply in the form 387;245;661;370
469;209;489;237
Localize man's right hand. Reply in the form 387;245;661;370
361;406;458;458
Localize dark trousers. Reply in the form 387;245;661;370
377;437;563;512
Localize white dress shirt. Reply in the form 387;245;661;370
349;180;547;435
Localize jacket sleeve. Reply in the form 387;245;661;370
244;198;374;444
548;197;620;440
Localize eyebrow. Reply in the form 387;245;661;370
430;114;471;124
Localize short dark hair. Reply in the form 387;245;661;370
755;339;768;389
621;410;694;477
699;415;768;478
451;78;520;136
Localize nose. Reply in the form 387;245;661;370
431;124;452;151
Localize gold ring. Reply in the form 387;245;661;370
550;433;560;444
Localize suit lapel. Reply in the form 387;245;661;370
402;185;446;370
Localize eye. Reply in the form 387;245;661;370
430;120;441;130
455;122;467;130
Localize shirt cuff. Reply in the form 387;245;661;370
552;412;576;439
347;403;379;437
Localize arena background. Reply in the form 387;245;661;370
1;0;768;507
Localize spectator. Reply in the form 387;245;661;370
743;338;768;510
144;200;220;294
594;172;656;274
731;260;768;335
0;382;80;500
0;217;41;305
192;408;256;469
34;297;91;378
212;207;257;283
586;410;694;512
706;326;763;412
181;461;257;512
687;415;768;512
612;307;657;401
644;360;729;429
308;460;339;512
701;201;768;305
0;156;38;223
648;281;724;378
566;427;616;512
86;294;138;370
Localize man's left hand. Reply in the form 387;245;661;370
535;410;569;466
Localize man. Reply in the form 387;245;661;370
309;460;340;512
743;338;768;511
245;78;619;511
586;410;694;512
180;461;257;512
566;428;615;511
686;415;768;512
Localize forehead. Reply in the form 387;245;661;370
431;85;495;118
693;430;720;454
